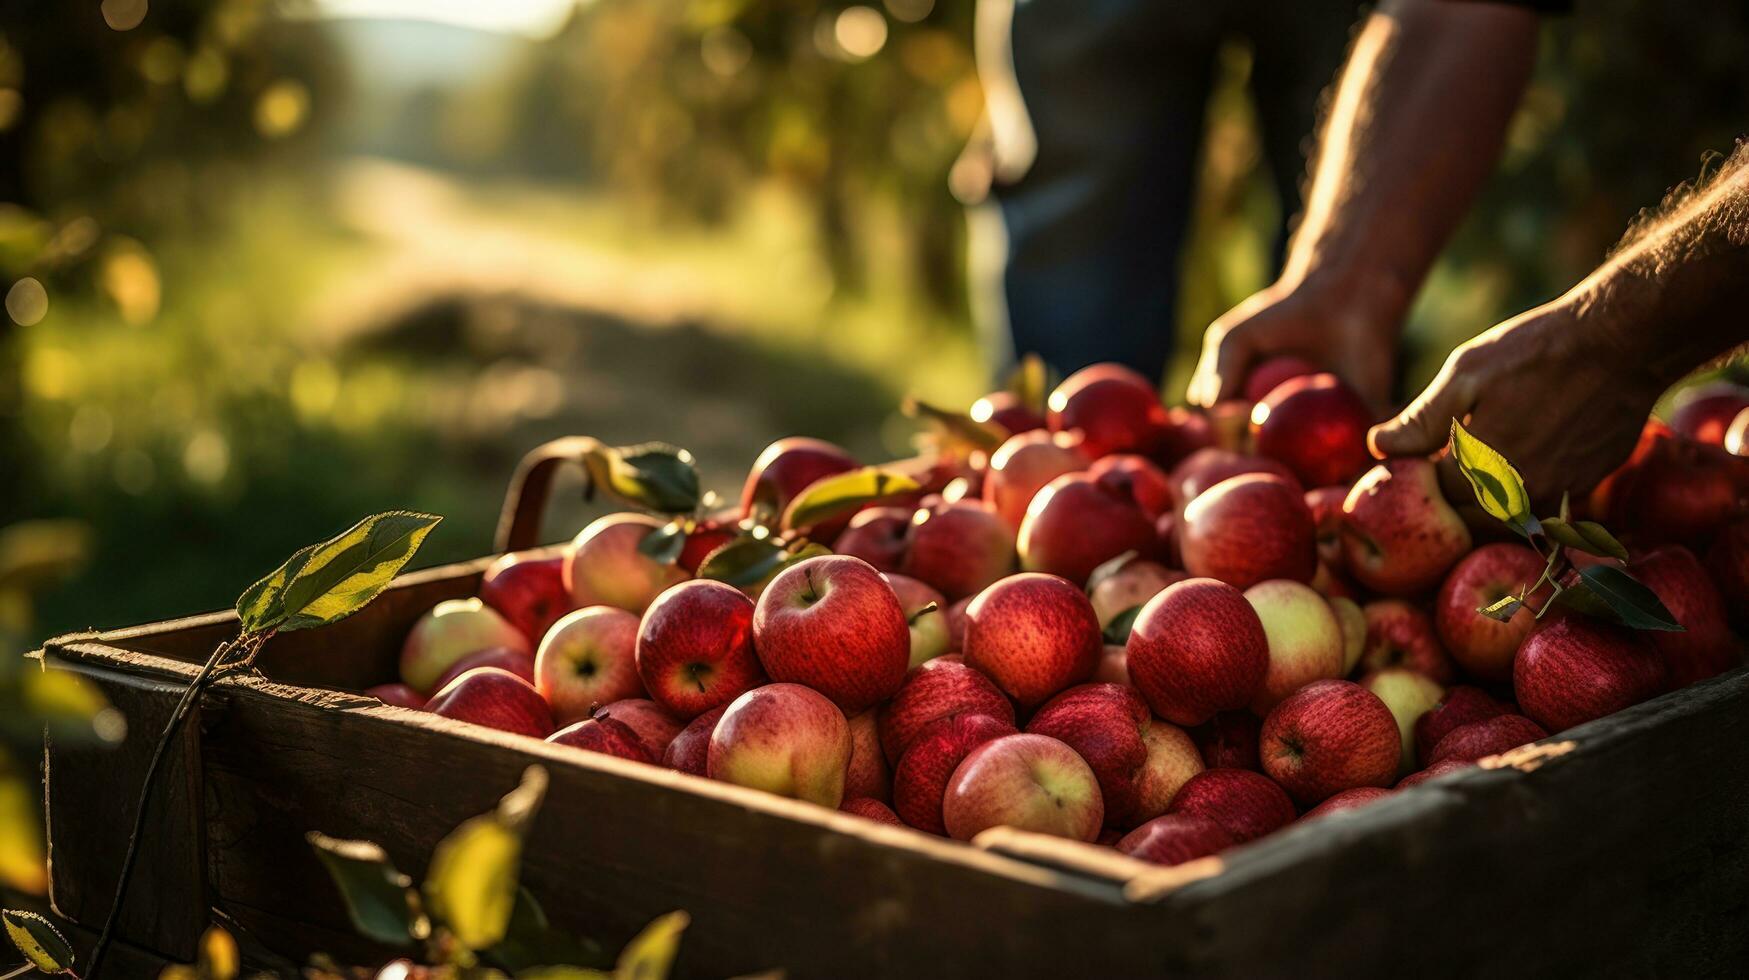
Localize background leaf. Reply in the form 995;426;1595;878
582;443;701;514
3;908;75;974
307;832;424;947
635;520;689;565
1575;565;1685;631
610;911;689;980
237;511;441;633
424;767;547;952
901;398;1006;452
486;887;607;973
779;467;920;532
1449;420;1536;535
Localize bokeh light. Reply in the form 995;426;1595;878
884;0;934;23
834;7;889;62
100;0;149;33
6;277;47;326
254;79;309;138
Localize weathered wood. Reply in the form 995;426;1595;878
41;654;208;963
494;436;596;553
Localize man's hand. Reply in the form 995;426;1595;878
1368;298;1663;510
1186;279;1400;410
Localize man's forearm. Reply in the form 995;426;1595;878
1285;0;1540;323
1575;146;1749;388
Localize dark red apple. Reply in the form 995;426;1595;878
753;555;911;713
841;797;904;825
1167;769;1296;843
1435;543;1549;682
1632;545;1740;688
1341;459;1472;596
1412;686;1512;767
962;573;1102;709
1249;373;1373;489
1359;600;1455;683
1152;406;1216;471
901;499;1018;600
594;698;684;756
1018;472;1157;586
739;436;859;527
1395;758;1472;789
546;715;655;764
1241;356;1323;404
431;646;536;695
1087;454;1174;519
845;710;890;803
1024;683;1152;828
1047;363;1168;459
1669;381;1749;446
1191;711;1262;771
661;704;726;776
1705;519;1749;627
832;507;911;573
971;390;1045;435
1126;578;1268;726
1513;615;1666;732
365;683;424;709
479;549;574;646
1300;786;1391;820
1169;448;1299;506
982;430;1090;530
425;667;553;739
1426;714;1547;766
635;579;765;719
1259;680;1399;805
892;712;1018;834
1115;813;1234;867
1178;473;1317;589
877;655;1015;764
1606;434;1749;549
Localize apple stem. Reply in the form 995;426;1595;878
87;631;263;977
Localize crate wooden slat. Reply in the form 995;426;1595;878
39;554;1749;978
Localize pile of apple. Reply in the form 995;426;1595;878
369;361;1749;869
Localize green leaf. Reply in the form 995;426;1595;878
609;911;689;980
1540;518;1630;562
3;908;75;974
0;755;47;894
901;398;1006;452
582;443;701;515
486;887;607;973
307;832;424;947
424;766;548;951
1005;352;1052;414
1449;420;1536;536
237;511;441;634
698;536;830;590
1102;605;1143;646
780;467;921;532
1477;594;1525;623
636;520;689;566
1574;565;1686;632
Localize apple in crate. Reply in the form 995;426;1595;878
1340;459;1472;596
1179;474;1317;589
429;646;535;695
594;698;684;756
1167;769;1296;843
535;606;643;725
425;667;553;739
1019;471;1159;587
1360;600;1455;683
1243;579;1345;714
1301;786;1392;820
708;683;853;808
662;704;726;776
547;715;655;764
877;656;1015;764
1435;543;1549;682
1025;683;1197;829
1249;373;1373;489
1413;686;1511;767
1260;679;1399;806
883;574;951;668
841;797;904;825
1514;615;1666;732
365;683;424;709
942;733;1105;843
400;598;531;696
1047;363;1168;459
833;507;911;573
1360;668;1445;773
1126;578;1268;726
1089;559;1183;629
893;713;1018;834
753;555;911;714
479;549;574;647
635;580;765;719
845;710;890;803
1116;813;1234;867
962;573;1102;709
563;513;688;614
901;499;1017;601
983;430;1089;530
1427;714;1548;766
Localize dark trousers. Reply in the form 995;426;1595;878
985;0;1361;382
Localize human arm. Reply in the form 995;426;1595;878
1186;0;1541;409
1369;145;1749;505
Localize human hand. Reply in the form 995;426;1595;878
1368;297;1664;510
1186;278;1402;411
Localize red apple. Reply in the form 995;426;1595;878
635;579;764;719
845;709;890;803
753;555;911;713
1359;600;1455;683
1243;579;1345;714
1167;768;1296;843
534;606;643;725
1169;449;1298;506
1151;406;1217;471
1018;472;1157;586
739;437;859;527
1179;474;1317;589
1705;519;1749;627
892;713;1018;833
594;698;684;756
366;683;424;709
1395;758;1472;789
678;520;738;575
1126;578;1268;725
430;646;536;696
1132;719;1206;828
425;667;553;739
562;513;689;614
1047;363;1168;459
971;390;1046;436
1300;786;1391;820
480;550;574;646
1632;545;1740;688
832;507;911;573
942;733;1105;842
944;596;972;652
1669;381;1749;446
1605;434;1749;549
840;797;904;825
1341;459;1472;596
1093;644;1130;685
1191;711;1261;771
1249;373;1373;489
1514;615;1666;732
1088;454;1174;519
1115;813;1234;867
1025;684;1200;828
546;715;655;764
661;704;726;776
877;655;1015;763
708;683;852;806
1435;543;1549;682
1259;679;1399;805
902;499;1018;600
983;430;1089;530
400;598;532;695
882;573;952;667
1359;668;1446;773
962;573;1102;709
1427;713;1548;766
1413;686;1512;767
1244;355;1323;404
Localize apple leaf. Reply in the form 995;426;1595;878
197;925;240;980
238;511;442;634
1477;594;1525;623
636;519;689;566
1449;420;1537;537
608;911;690;980
780;467;921;533
1573;565;1685;632
1540;517;1630;561
1006;352;1053;415
424;766;548;952
697;536;829;589
902;397;1007;452
581;442;701;515
1102;605;1143;646
307;832;425;947
3;908;75;975
486;886;608;973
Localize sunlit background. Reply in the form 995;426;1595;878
3;0;1747;644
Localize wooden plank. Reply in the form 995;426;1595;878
1163;667;1749;978
41;653;209;963
189;679;1173;978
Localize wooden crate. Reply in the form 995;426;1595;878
36;443;1749;978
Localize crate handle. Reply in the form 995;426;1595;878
494;436;605;553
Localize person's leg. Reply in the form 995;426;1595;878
983;0;1221;383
